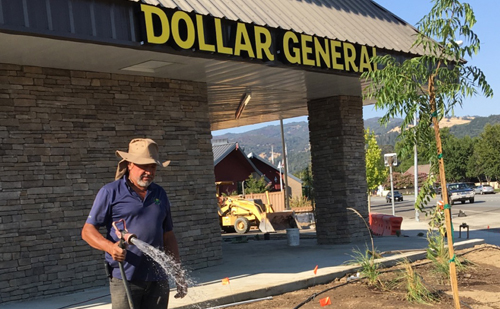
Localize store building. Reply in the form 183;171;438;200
0;0;424;303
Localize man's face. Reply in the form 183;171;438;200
128;162;157;188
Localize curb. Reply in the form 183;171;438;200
175;238;485;309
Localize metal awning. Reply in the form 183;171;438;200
128;0;422;56
0;0;423;131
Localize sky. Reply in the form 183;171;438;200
212;0;499;136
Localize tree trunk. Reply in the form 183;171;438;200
428;74;461;309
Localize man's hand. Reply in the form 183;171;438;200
174;275;188;299
110;242;127;262
82;223;127;262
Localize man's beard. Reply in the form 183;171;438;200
134;175;153;188
137;179;152;187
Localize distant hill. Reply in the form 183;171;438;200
365;115;500;146
449;115;500;138
212;115;500;175
364;117;403;146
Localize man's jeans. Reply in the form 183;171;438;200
110;278;170;309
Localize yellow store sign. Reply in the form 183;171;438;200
140;4;377;73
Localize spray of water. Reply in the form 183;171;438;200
130;237;213;308
131;238;186;283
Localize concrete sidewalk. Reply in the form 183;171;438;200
1;217;498;309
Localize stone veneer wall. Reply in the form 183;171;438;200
0;63;222;303
307;96;369;244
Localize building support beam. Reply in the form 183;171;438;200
307;95;369;244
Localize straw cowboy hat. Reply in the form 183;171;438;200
115;138;170;180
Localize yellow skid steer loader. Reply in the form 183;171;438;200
216;181;299;234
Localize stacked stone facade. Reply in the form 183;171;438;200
307;96;369;244
0;63;222;303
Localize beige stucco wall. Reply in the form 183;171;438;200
287;176;302;198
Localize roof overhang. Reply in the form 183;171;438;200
0;0;422;131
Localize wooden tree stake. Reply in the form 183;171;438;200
429;74;461;309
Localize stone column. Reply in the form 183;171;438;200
307;96;369;244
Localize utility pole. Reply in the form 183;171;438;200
280;118;290;210
271;145;274;164
384;153;397;216
277;161;283;192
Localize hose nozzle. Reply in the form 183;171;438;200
112;219;137;245
122;232;137;245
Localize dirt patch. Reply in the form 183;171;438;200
229;244;500;309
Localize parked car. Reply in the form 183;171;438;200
445;183;475;205
475;185;495;195
386;191;403;203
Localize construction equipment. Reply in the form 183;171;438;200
216;181;299;234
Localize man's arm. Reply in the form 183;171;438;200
82;223;126;262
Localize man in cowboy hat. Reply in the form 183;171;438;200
82;138;187;309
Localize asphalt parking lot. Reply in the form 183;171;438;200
370;193;500;231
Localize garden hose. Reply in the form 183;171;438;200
117;238;135;309
112;219;136;309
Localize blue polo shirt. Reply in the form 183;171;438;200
86;176;173;281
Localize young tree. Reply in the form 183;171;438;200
244;174;269;194
362;1;493;307
296;165;314;200
365;129;388;210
